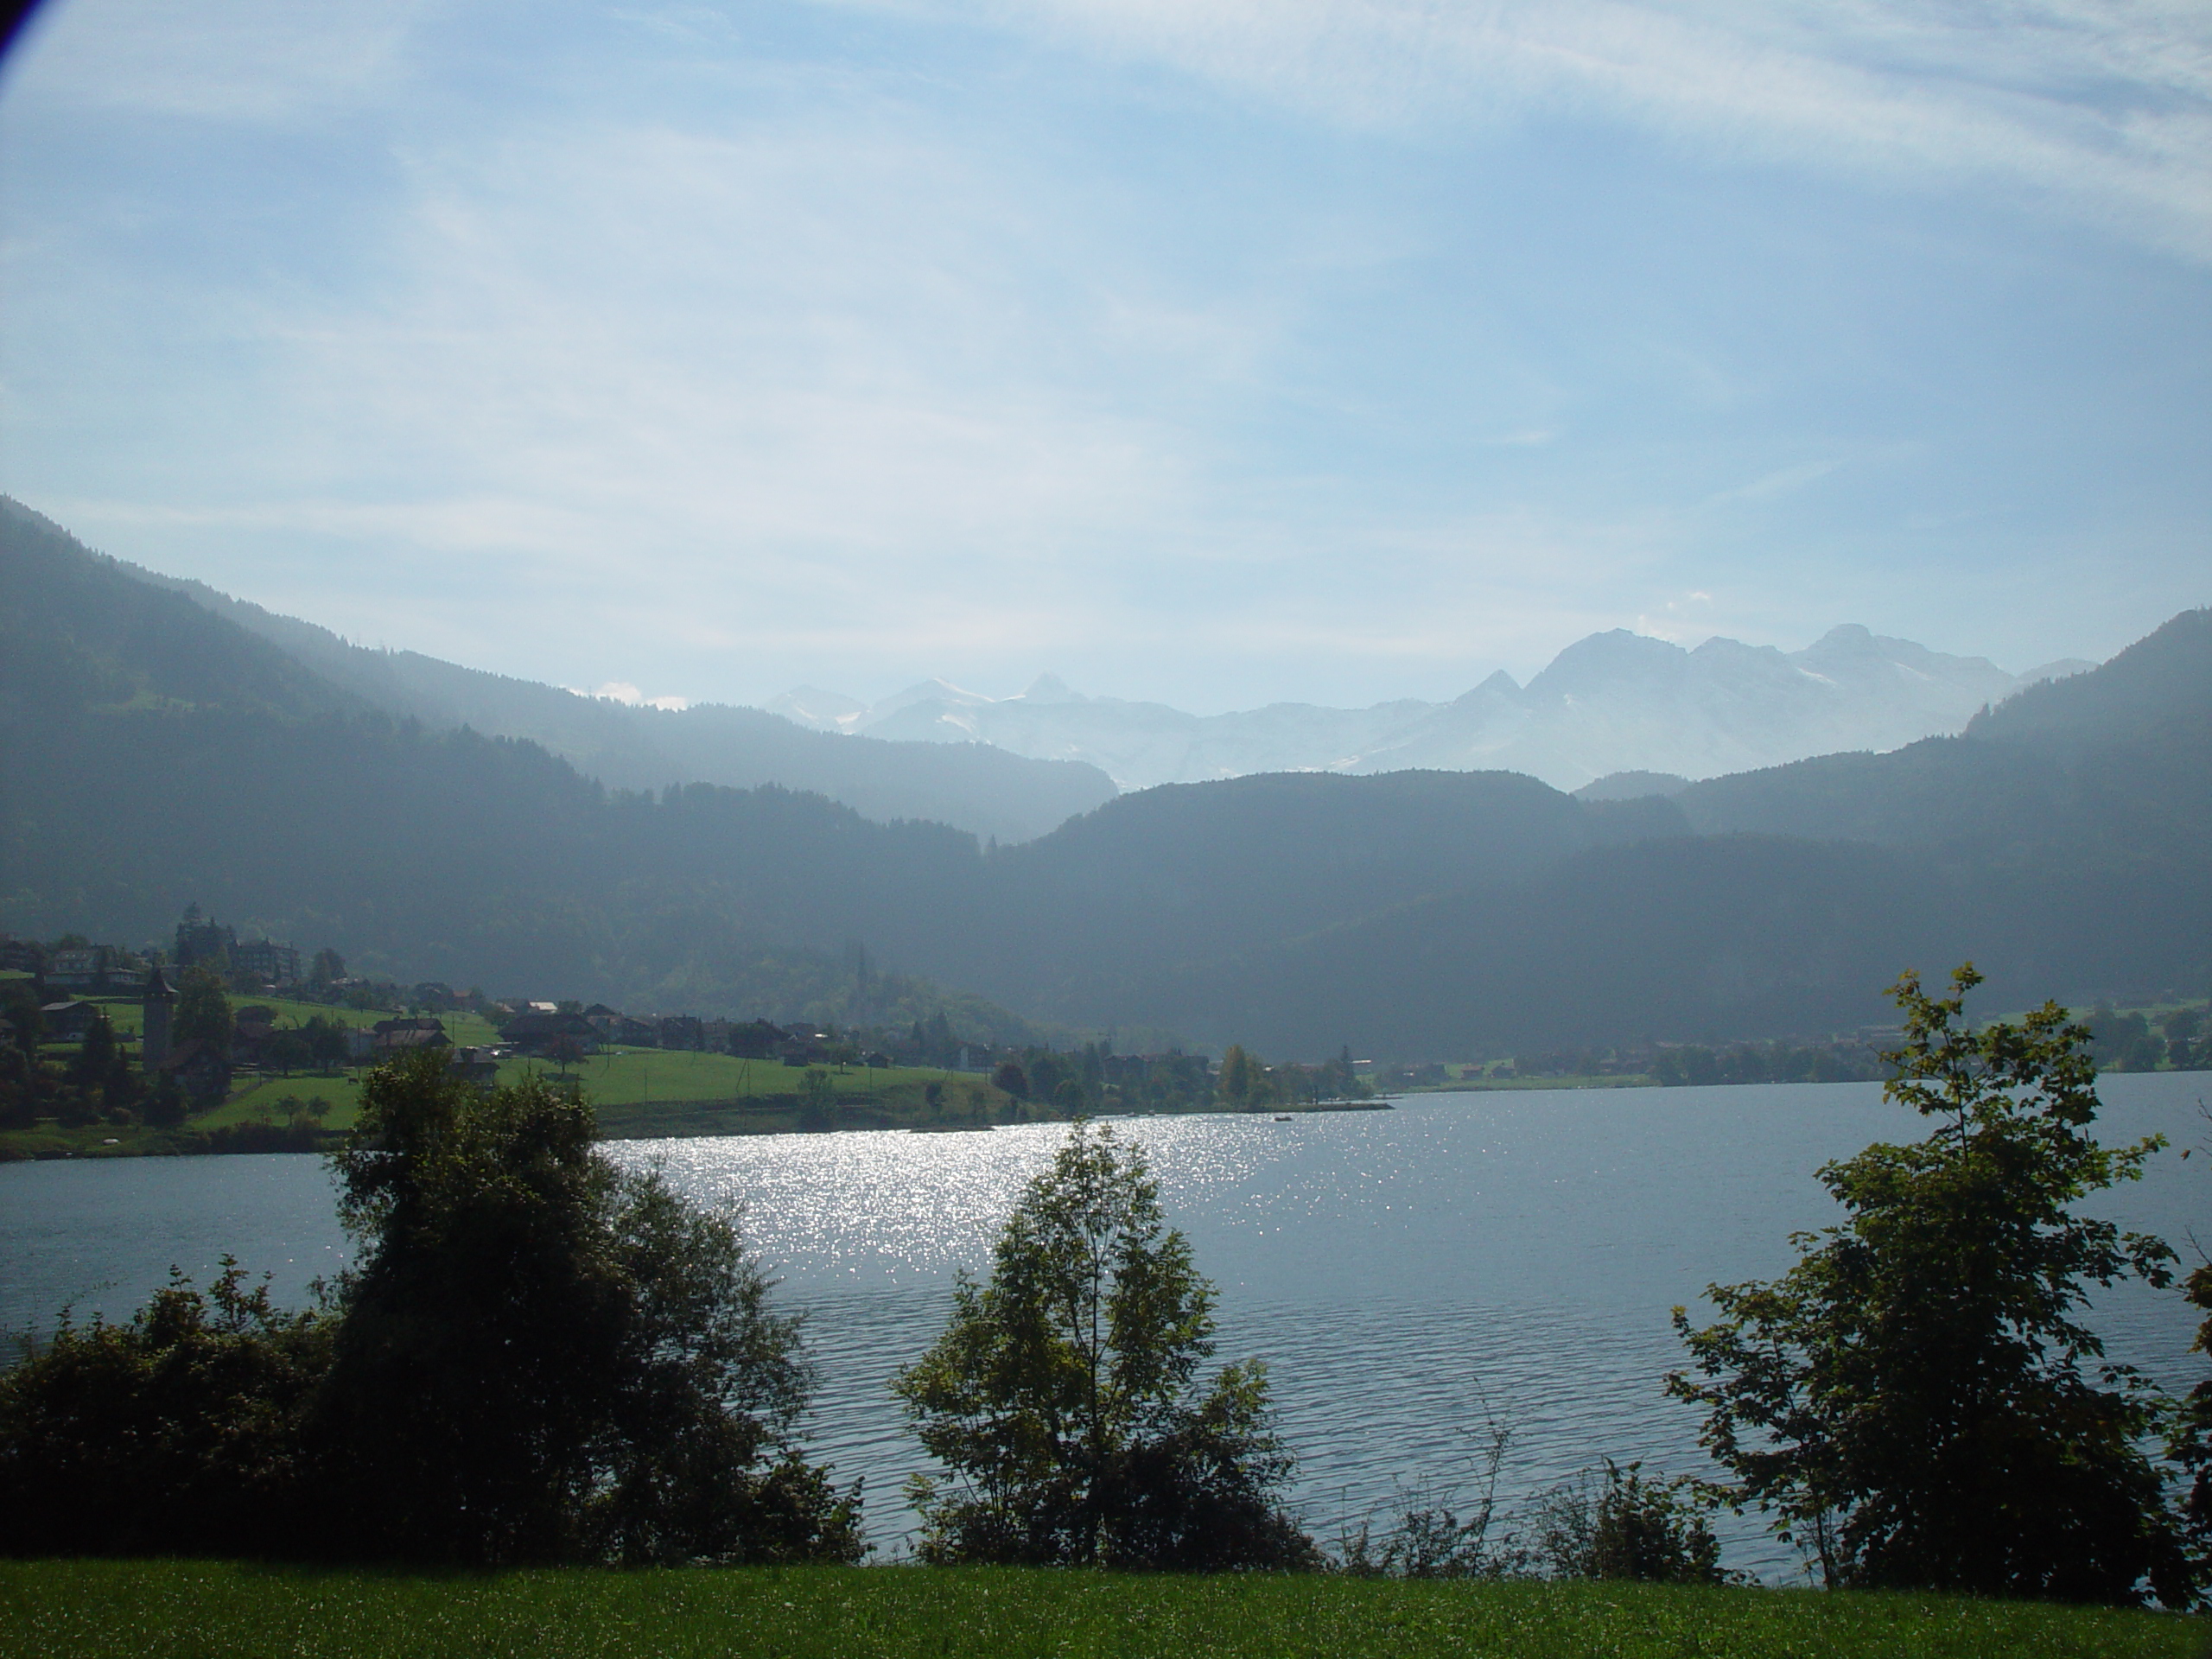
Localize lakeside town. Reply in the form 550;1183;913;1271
6;906;2204;1161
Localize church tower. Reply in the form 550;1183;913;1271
142;963;175;1071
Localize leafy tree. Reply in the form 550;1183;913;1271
64;1009;137;1109
0;1259;334;1557
312;1051;861;1566
893;1121;1317;1570
991;1061;1030;1100
302;1015;351;1073
263;1029;311;1077
172;966;232;1053
797;1066;836;1132
1669;964;2194;1607
1217;1045;1255;1109
2171;1119;2212;1592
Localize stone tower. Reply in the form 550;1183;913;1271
142;963;175;1071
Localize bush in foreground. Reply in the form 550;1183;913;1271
0;1052;860;1568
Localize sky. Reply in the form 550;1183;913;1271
1;0;2207;715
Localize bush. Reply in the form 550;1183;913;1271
0;1261;333;1557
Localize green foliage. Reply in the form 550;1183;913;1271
1531;1461;1726;1586
2169;1121;2212;1586
315;1051;861;1566
0;1259;334;1557
171;967;232;1052
1669;964;2194;1608
894;1121;1317;1570
1217;1044;1256;1109
796;1066;836;1132
3;1560;2206;1659
0;1049;859;1568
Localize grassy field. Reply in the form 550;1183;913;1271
0;1561;2200;1659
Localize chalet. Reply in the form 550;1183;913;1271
231;1009;276;1066
658;1015;704;1052
501;1011;599;1057
162;1037;232;1104
447;1046;500;1087
725;1020;786;1060
0;938;40;974
40;1001;98;1043
371;1016;450;1059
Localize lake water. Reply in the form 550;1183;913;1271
4;1076;2206;1579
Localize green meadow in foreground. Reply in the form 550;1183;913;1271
1;1562;2202;1659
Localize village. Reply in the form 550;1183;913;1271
0;909;1380;1155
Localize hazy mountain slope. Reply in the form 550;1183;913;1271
1673;608;2212;860
6;497;2202;1054
0;499;351;722
54;515;1117;845
915;771;1688;1014
1967;607;2211;747
1116;823;2203;1058
1130;626;2212;1055
785;626;2084;792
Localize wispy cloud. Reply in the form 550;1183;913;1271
914;0;2212;261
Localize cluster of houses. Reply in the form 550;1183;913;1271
492;1004;896;1069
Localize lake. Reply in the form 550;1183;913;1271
4;1075;2206;1578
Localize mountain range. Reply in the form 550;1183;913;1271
768;631;2091;793
14;498;1113;849
3;498;2204;1057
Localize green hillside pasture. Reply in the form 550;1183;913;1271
533;1051;1026;1138
0;1561;2198;1659
74;995;482;1046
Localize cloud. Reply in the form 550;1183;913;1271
899;0;2212;262
572;681;691;711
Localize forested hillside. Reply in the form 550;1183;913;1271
3;505;2204;1054
3;499;1117;846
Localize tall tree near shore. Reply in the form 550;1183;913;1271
171;966;232;1053
313;1051;862;1566
1669;964;2195;1608
894;1121;1317;1570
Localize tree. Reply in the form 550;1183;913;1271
797;1066;836;1131
263;1029;311;1077
302;1015;350;1073
1217;1045;1255;1109
0;1260;334;1558
172;966;232;1053
311;1050;861;1565
1669;965;2194;1607
893;1121;1318;1570
2170;1116;2212;1592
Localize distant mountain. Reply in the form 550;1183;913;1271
0;499;1118;846
775;628;2091;792
1116;611;2211;1053
4;495;2202;1059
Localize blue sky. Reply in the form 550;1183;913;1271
2;0;2207;712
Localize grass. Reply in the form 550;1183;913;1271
0;1561;2200;1659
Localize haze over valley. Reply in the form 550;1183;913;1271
6;499;2205;1061
770;630;2090;794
